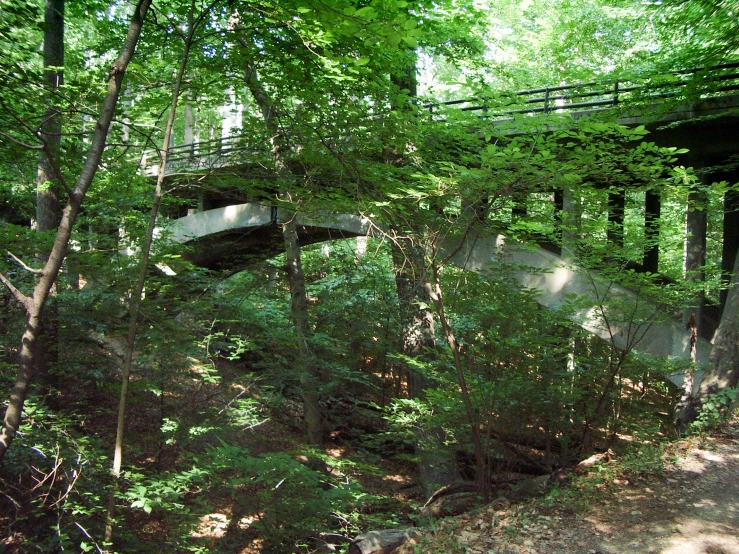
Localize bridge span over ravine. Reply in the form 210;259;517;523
146;63;739;387
160;202;712;372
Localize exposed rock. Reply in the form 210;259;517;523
348;528;420;554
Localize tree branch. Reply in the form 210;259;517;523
0;272;33;311
7;251;44;275
0;131;43;150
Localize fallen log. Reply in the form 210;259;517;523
348;528;420;554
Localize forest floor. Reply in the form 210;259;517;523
408;416;739;554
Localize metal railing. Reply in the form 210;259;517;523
424;61;739;117
141;61;739;175
140;134;271;176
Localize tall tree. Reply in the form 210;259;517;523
36;0;64;234
0;0;153;463
106;0;212;540
33;0;65;385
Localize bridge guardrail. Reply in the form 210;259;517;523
424;61;739;117
141;61;739;175
140;135;271;176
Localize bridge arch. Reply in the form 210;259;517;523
162;203;711;374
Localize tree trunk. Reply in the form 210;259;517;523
106;8;197;541
721;189;739;317
243;55;324;445
391;240;462;496
683;185;707;334
0;0;152;464
607;186;625;249
35;0;65;386
697;250;739;398
643;189;661;274
284;217;323;446
36;0;64;233
424;263;489;501
390;240;435;397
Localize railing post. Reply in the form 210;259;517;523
544;87;550;114
613;81;619;106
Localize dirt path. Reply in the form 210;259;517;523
416;420;739;554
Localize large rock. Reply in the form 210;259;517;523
348;529;420;554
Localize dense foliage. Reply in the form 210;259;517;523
1;0;737;552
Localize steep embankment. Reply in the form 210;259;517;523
408;418;739;554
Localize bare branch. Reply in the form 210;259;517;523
0;131;43;150
0;272;33;312
7;251;44;275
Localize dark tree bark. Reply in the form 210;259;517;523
106;4;202;540
721;189;739;317
35;0;65;385
607;187;625;248
0;0;153;463
390;240;435;397
391;239;462;497
423;262;490;501
37;0;64;233
684;188;708;333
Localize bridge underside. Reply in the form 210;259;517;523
162;203;711;373
182;224;365;271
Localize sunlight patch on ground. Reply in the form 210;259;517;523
192;513;229;538
191;512;258;539
383;473;411;484
237;515;257;530
325;447;345;458
675;447;730;474
695;449;726;463
659;518;739;554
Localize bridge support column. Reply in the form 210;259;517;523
607;187;625;249
643;189;661;274
562;186;582;259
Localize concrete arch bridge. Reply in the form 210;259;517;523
162;202;712;373
148;62;739;387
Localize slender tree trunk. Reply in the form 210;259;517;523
391;240;462;498
391;240;435;397
720;189;739;317
284;217;323;445
607;186;625;249
683;184;708;334
105;7;198;540
643;189;661;274
424;263;489;501
37;0;64;233
0;0;152;464
243;56;324;445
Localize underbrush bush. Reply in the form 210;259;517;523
690;388;739;434
0;398;111;553
208;443;362;553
